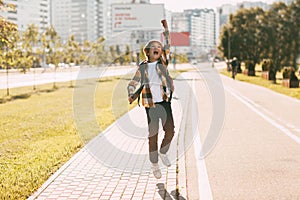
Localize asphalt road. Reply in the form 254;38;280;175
179;67;300;199
0;65;136;89
0;62;218;89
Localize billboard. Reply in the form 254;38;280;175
112;4;165;31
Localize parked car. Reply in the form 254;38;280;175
191;59;197;65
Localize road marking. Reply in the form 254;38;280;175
192;78;213;200
225;86;300;144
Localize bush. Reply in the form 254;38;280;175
282;66;297;80
262;59;269;71
282;66;299;88
245;60;255;76
266;60;276;81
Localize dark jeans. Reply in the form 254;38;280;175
145;101;175;163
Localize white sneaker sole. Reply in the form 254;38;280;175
159;153;171;167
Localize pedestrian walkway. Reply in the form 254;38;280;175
28;74;195;200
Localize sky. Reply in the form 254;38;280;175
150;0;277;11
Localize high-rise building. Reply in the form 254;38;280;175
274;0;295;4
51;0;71;43
1;0;50;33
184;9;216;56
237;1;270;10
170;9;217;57
171;12;189;33
170;12;190;54
51;0;103;44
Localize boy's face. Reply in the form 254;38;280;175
148;42;163;62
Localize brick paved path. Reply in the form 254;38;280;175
29;75;193;200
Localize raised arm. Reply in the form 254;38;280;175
161;19;170;65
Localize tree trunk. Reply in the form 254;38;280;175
6;64;9;96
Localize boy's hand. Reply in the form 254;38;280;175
171;84;174;92
128;96;134;104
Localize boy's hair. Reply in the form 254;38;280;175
143;40;163;59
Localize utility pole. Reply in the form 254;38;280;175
228;25;231;62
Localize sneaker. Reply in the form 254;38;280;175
159;153;171;167
152;163;162;179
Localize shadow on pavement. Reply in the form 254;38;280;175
157;183;186;200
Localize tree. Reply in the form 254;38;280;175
0;1;17;95
22;24;39;66
64;35;80;65
218;14;235;71
44;26;60;65
218;1;298;81
124;44;131;64
224;7;265;76
264;2;289;83
81;40;91;65
88;36;106;66
63;35;88;87
247;8;264;73
218;20;231;61
109;46;117;65
289;0;300;70
41;26;62;88
22;24;39;90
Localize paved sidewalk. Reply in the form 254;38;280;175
28;77;193;200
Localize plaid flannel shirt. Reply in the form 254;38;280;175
127;59;173;108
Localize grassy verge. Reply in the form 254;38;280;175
0;68;183;199
0;75;137;199
220;69;300;100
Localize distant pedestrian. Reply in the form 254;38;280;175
231;57;238;79
127;40;175;179
172;53;176;70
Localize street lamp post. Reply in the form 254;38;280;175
228;25;231;64
227;24;231;71
219;8;231;71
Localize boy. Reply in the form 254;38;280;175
127;40;175;179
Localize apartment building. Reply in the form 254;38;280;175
51;0;103;44
1;0;49;33
171;12;189;33
181;9;216;57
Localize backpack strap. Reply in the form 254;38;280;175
157;63;173;102
137;63;146;106
129;62;146;106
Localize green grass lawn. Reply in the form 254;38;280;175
0;75;136;199
220;69;300;100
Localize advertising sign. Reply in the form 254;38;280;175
160;32;190;46
112;4;165;31
170;32;190;46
